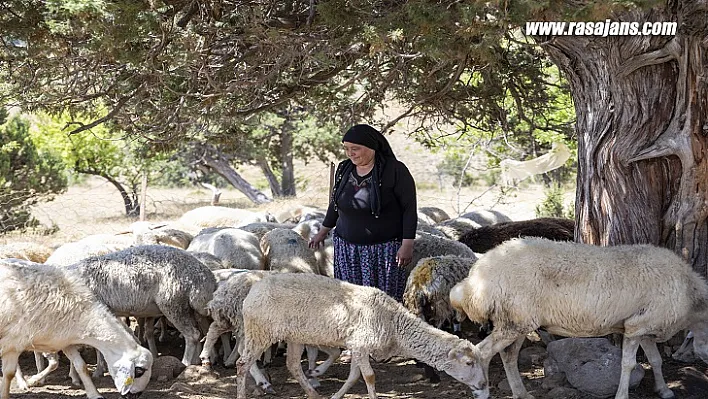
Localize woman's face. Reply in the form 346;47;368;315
343;142;375;166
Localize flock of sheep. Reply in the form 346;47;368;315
0;204;707;399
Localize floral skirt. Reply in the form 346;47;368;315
332;234;406;302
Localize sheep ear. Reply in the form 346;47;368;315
447;345;477;365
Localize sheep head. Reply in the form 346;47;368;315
444;340;488;399
107;346;153;398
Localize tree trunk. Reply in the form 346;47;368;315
542;5;708;277
280;127;296;196
75;169;140;216
258;158;284;197
199;153;272;204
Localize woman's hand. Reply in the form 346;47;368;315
308;227;331;249
396;239;414;268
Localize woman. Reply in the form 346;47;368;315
309;124;417;302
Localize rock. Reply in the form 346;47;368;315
547;386;581;398
673;367;708;398
497;378;511;391
151;355;186;382
544;337;644;398
174;364;221;385
519;345;547;367
541;372;569;390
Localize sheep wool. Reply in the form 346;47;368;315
0;259;153;399
450;237;708;399
236;273;487;399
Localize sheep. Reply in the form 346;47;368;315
0;241;54;263
70;245;217;366
402;255;478;383
238;222;296;239
200;269;340;393
176;206;276;234
418;206;451;224
0;259;153;399
235;273;487;399
459;209;512;226
433;217;482;240
275;205;326;224
46;235;133;266
458;217;574;253
189;250;228;270
404;256;477;330
407;232;477;274
199;270;276;392
260;228;319;274
313;238;334;278
187;227;264;270
133;225;193;249
450;237;708;399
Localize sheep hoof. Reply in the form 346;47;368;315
657;388;675;399
308;377;321;389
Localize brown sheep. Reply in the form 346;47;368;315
458;217;574;253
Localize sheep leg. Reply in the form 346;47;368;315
476;330;523;398
199;321;229;367
92;349;107;379
14;364;29;391
306;346;342;378
63;346;104;399
304;345;322;389
236;342;272;399
220;333;233;364
162;307;202;366
68;360;82;386
34;351;46;374
639;339;674;399
236;338;273;393
331;350;363;399
143;317;159;357
616;336;641;399
224;335;242;367
1;351;21;399
26;352;59;387
355;351;378;399
158;317;168;342
499;336;533;399
285;342;322;399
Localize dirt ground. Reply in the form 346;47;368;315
8;330;708;399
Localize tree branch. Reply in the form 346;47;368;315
617;38;682;78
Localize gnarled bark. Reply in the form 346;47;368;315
543;6;708;276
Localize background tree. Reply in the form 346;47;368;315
1;1;706;276
31;112;176;216
0;108;67;232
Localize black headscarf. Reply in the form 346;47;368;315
331;124;395;218
341;124;396;159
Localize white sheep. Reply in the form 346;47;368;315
260;228;319;274
187;227;264;270
70;245;217;366
418;206;451;224
450;237;708;399
235;273;487;399
177;206;275;234
459;209;512;226
46;235;134;266
0;259;153;399
0;241;54;263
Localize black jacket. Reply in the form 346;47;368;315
323;157;417;244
